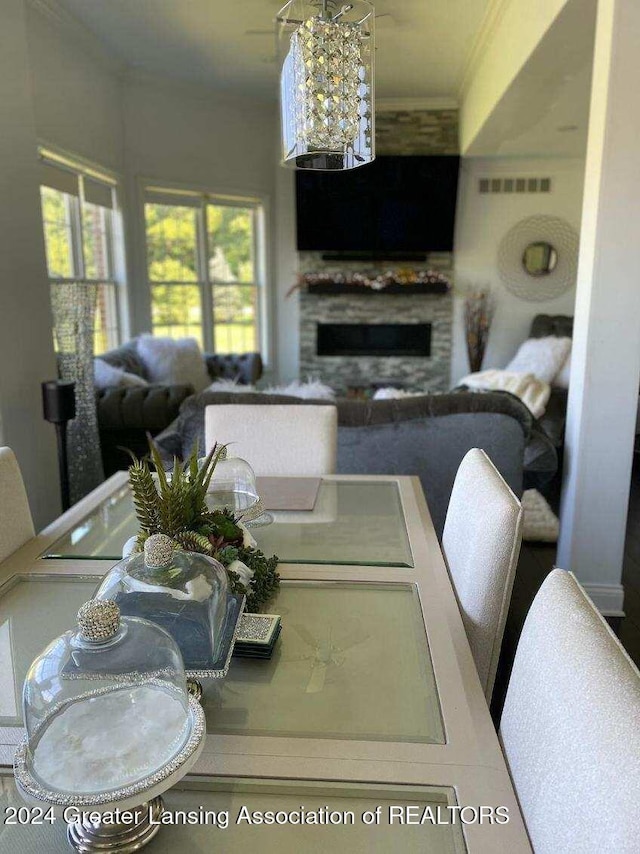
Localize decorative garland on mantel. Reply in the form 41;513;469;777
287;269;451;296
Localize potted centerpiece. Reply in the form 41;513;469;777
95;442;279;680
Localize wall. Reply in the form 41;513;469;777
452;156;585;384
120;76;279;371
0;0;59;528
25;2;125;172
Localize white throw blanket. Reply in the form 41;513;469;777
459;370;550;418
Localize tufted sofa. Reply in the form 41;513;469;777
96;340;262;474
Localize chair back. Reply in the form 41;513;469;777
205;404;337;476
442;447;523;698
500;569;640;853
0;447;35;562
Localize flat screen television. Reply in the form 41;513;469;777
295;155;460;254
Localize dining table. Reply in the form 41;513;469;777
0;473;532;853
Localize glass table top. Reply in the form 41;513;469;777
1;778;466;852
0;577;444;745
42;480;414;567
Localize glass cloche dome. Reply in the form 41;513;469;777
95;534;229;670
16;599;197;799
205;454;260;515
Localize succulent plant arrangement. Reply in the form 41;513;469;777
128;441;279;612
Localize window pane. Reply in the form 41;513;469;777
94;283;119;355
146;203;198;282
82;201;112;280
151;284;203;348
212;285;257;353
40;186;74;278
207;205;254;283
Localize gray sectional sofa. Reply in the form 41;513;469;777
155;390;556;538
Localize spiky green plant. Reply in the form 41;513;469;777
128;439;279;612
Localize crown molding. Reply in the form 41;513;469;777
457;0;513;99
27;0;127;75
376;97;458;113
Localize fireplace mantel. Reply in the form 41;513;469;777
306;282;449;296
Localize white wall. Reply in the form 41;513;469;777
452;156;585;384
25;2;124;172
0;0;59;528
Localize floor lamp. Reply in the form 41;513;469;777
42;380;76;512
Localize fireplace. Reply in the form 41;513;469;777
317;323;431;357
299;287;452;393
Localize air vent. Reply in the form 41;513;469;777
478;177;551;194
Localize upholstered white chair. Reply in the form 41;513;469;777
500;569;640;853
0;447;35;563
205;404;338;476
442;448;523;699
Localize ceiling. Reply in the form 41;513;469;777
465;0;597;158
53;0;493;101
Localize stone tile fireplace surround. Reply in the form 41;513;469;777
299;286;452;395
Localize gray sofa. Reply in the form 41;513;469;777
96;340;263;475
155;390;557;538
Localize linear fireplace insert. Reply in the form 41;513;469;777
317;323;431;358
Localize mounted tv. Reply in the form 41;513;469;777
295;155;460;254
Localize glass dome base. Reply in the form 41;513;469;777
67;795;163;853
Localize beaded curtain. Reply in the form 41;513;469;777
51;282;104;504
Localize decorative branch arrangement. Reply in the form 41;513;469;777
463;288;495;373
128;442;279;613
287;268;451;296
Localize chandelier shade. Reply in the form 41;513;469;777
278;0;375;171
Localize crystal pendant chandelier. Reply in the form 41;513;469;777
278;0;375;171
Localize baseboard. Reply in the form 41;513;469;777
583;583;625;617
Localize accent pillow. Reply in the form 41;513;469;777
506;336;571;384
136;335;209;392
94;358;149;390
553;350;571;389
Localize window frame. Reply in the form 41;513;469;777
38;145;127;354
142;181;269;361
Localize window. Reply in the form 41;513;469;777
39;151;122;355
144;189;263;355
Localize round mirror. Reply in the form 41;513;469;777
522;242;558;276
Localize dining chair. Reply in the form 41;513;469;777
500;568;640;853
442;447;523;699
205;404;338;476
0;447;35;562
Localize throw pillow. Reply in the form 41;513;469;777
136;335;209;392
94;358;124;390
505;336;571;384
121;371;149;388
94;359;149;390
553;350;571;389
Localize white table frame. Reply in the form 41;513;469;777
0;474;531;852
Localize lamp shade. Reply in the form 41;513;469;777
278;0;375;171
